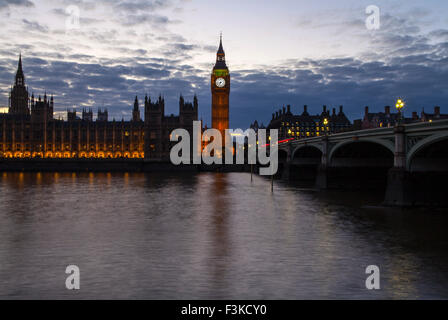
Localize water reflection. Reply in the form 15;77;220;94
0;172;447;299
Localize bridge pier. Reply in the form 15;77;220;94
384;125;413;206
315;137;328;189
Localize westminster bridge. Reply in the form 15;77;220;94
277;119;448;207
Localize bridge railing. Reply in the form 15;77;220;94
281;118;448;148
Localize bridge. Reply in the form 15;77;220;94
278;119;448;207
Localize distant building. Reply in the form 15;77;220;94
211;35;230;140
8;54;29;116
361;105;448;129
262;105;351;139
249;120;265;133
144;93;198;160
0;55;198;160
420;106;448;122
362;106;411;129
97;109;108;122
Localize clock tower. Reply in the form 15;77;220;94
211;34;230;138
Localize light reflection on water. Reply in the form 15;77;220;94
0;172;447;299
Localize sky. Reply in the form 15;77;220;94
0;0;447;128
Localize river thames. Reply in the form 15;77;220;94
0;172;447;299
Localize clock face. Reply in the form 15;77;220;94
215;77;226;88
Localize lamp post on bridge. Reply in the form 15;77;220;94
396;98;405;125
323;118;329;137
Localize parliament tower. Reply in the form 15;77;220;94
9;54;30;115
211;35;230;138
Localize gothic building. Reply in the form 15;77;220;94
144;93;198;160
8;54;29;116
211;34;230;139
0;55;198;160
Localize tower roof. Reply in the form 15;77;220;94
18;53;23;72
217;33;225;55
214;33;228;70
15;53;25;84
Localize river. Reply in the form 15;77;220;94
0;172;447;299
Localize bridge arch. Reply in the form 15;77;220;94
329;138;394;162
407;132;448;171
291;144;323;160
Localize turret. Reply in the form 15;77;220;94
302;105;309;116
15;53;25;86
132;96;141;122
193;94;198;111
9;53;30;115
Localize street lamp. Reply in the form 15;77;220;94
323;118;329;136
396;98;405;124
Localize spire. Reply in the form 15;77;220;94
214;33;227;69
218;32;224;54
134;96;139;111
15;53;25;86
18;53;23;73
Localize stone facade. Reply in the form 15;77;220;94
0;56;198;160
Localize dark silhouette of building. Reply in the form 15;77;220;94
361;105;448;129
144;93;198;160
211;34;230;139
0;55;198;160
8;54;29;116
97;109;108;122
362;106;408;129
132;96;141;122
420;106;448;122
263;105;351;139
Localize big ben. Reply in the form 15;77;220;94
211;34;230;138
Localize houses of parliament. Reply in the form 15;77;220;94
0;54;198;160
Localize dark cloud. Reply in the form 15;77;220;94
119;13;178;27
22;19;48;33
1;1;447;129
2;31;448;128
0;0;34;10
114;0;171;12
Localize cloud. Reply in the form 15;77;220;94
0;0;447;128
119;13;175;27
113;0;172;12
0;0;34;10
22;19;48;33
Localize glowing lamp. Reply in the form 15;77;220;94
396;99;405;111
